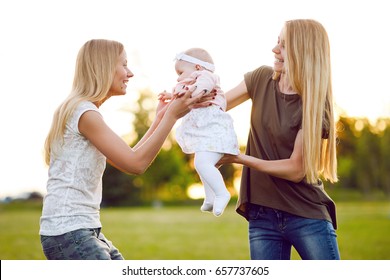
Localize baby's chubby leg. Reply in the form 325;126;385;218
194;152;231;216
199;181;214;213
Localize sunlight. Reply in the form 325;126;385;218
376;119;388;132
186;183;205;200
355;120;365;132
233;176;241;195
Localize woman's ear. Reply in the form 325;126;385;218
195;64;202;70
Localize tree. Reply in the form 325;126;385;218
102;164;142;206
334;116;389;199
334;116;358;189
378;119;390;197
354;120;381;196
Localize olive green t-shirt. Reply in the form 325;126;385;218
236;66;337;229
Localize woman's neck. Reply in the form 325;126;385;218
278;74;297;95
93;96;109;108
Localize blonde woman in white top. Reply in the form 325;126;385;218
40;39;211;260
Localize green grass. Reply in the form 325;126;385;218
100;206;249;259
0;201;389;260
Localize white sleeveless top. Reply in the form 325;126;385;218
40;101;106;236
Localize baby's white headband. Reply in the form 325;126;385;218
175;52;215;72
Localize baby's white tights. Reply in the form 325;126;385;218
194;151;231;216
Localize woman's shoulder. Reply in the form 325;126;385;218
78;100;98;111
246;65;273;78
70;101;100;129
244;65;273;90
74;101;99;116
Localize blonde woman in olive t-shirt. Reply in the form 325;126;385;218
217;19;340;260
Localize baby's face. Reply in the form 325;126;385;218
175;60;196;82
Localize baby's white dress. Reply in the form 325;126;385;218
175;70;239;155
176;105;239;155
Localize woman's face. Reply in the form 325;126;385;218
272;28;286;73
109;50;133;96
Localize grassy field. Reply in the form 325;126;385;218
0;201;389;260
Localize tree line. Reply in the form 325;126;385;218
334;116;390;199
102;90;390;206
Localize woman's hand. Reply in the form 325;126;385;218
155;98;170;122
155;90;174;122
216;130;305;183
216;154;241;168
162;87;215;120
191;88;217;109
165;90;195;120
157;90;173;102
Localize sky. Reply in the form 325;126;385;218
0;0;389;199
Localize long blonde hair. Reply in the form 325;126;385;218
44;39;124;165
282;19;338;184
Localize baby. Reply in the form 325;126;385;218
159;48;239;216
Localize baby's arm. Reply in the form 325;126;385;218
173;81;189;97
190;71;218;98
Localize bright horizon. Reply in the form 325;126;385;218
1;0;389;199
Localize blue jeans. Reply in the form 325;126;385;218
40;228;124;260
248;204;340;260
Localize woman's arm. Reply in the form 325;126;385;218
132;98;168;150
225;80;250;111
191;79;251;109
218;130;305;183
79;91;202;175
